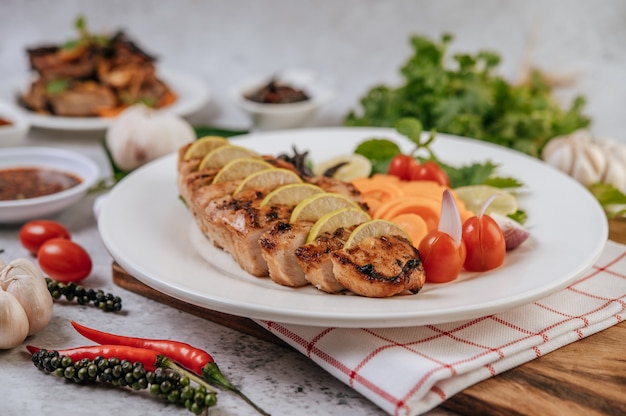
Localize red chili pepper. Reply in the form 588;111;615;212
70;321;269;416
26;344;161;371
70;320;212;375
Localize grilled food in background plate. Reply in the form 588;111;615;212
19;17;176;118
176;137;426;298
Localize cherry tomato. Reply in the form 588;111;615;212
388;154;416;180
462;214;506;272
418;231;466;283
409;161;450;187
38;238;92;283
19;220;71;255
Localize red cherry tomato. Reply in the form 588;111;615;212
409;161;450;187
38;238;92;283
19;220;71;255
418;231;466;283
462;214;506;272
388;154;416;180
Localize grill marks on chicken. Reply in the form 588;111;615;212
331;235;425;298
177;143;426;298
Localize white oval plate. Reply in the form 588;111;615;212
98;127;608;328
12;69;209;131
0;147;99;223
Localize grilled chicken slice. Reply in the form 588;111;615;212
331;234;425;298
204;189;293;277
259;221;314;287
294;227;353;293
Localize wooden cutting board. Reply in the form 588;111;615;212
112;218;626;415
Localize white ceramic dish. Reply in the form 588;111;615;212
231;72;333;130
0;100;30;147
98;127;608;328
0;147;99;223
13;69;209;131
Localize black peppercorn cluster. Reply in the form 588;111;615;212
31;349;217;414
45;277;122;312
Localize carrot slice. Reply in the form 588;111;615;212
391;213;429;247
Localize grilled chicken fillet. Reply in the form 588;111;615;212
331;234;425;298
294;227;354;293
259;221;314;287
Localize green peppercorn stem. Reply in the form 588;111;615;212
202;362;270;416
30;349;216;415
45;277;122;312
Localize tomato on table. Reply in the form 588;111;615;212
462;214;506;272
37;238;92;283
19;220;71;255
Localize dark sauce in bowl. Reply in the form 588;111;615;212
0;167;82;201
245;79;310;104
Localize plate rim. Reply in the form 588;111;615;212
98;127;609;328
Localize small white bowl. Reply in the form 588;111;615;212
0;100;30;147
0;147;99;223
232;74;333;131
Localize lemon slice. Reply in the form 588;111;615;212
312;154;372;181
212;158;275;184
306;207;372;243
259;183;325;207
183;136;229;160
290;192;360;223
198;145;261;170
344;219;411;249
454;185;518;216
233;168;302;195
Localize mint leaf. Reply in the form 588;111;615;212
483;176;524;189
439;160;499;188
394;118;423;145
354;138;401;174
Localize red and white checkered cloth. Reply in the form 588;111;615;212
257;240;626;416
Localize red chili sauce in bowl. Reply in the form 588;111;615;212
0;167;82;201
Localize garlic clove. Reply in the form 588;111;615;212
0;288;29;349
602;155;626;193
0;258;53;336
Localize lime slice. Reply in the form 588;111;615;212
344;219;411;249
233;168;302;195
312;154;372;182
306;207;372;243
259;183;325;207
290;192;360;223
198;145;260;170
183;136;228;160
454;185;518;216
212;158;275;184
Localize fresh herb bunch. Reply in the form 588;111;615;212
31;349;216;415
345;34;590;157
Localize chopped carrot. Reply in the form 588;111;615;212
351;173;475;247
95;106;128;118
391;213;429;246
158;90;178;108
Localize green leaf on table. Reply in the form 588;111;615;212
193;126;248;138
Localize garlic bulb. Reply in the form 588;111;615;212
541;130;626;192
0;288;30;349
106;104;196;171
0;258;53;335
